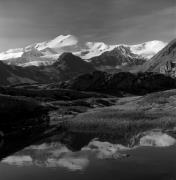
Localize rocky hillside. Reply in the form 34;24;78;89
140;39;176;77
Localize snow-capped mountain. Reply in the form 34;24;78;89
129;40;167;59
76;42;116;59
0;37;173;86
0;48;24;61
0;34;167;67
89;45;146;71
83;41;166;71
30;34;79;54
0;35;79;66
77;40;167;60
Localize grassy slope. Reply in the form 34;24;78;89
63;90;176;141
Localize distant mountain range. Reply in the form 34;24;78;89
0;35;166;67
0;35;175;86
0;52;95;85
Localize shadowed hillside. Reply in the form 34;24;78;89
59;71;176;96
0;53;95;85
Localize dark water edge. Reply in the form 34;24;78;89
0;130;176;180
0;125;61;161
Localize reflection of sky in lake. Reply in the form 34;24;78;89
1;131;176;180
2;131;176;171
2;142;88;171
1;140;129;171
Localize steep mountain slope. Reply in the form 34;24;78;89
0;35;166;67
140;39;176;77
54;53;94;71
45;53;95;81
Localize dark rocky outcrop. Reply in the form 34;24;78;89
60;71;176;96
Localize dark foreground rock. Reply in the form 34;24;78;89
0;94;50;134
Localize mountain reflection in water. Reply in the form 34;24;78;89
1;134;129;171
2;142;89;171
0;131;176;180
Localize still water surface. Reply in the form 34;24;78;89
0;133;176;180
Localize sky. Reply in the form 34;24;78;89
0;0;175;51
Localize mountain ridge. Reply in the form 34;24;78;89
0;35;167;67
0;53;95;85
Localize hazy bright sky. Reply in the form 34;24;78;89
0;0;175;51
